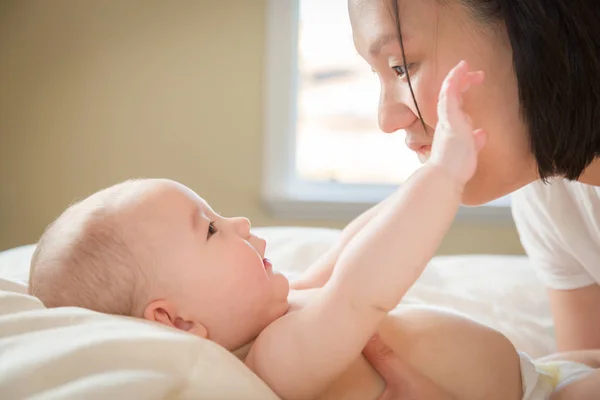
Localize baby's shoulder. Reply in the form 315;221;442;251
245;289;322;359
286;288;320;313
243;289;321;361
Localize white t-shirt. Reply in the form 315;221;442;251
511;178;600;290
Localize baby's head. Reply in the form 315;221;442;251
29;179;290;350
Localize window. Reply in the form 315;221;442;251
262;0;510;221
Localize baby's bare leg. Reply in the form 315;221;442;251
377;306;523;400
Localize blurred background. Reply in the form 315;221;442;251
0;0;523;254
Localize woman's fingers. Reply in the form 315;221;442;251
363;334;411;400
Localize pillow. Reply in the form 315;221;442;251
0;278;278;399
0;244;34;285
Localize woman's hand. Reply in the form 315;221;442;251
428;60;487;186
362;335;411;399
363;335;458;400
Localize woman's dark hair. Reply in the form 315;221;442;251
390;0;600;181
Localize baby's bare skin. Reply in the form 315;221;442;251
238;289;523;400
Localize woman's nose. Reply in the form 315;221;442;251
378;87;417;134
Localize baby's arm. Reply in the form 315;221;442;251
246;61;486;399
291;194;396;290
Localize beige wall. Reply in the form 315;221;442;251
0;0;524;255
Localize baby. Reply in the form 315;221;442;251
28;62;598;400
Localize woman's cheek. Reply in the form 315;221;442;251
413;74;441;128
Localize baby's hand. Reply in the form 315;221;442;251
428;60;487;186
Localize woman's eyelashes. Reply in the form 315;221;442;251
207;221;218;239
370;63;415;79
391;63;414;79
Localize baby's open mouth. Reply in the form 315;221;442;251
263;258;272;270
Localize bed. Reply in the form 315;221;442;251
0;226;555;399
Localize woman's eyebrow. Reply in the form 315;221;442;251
369;31;414;57
369;33;396;56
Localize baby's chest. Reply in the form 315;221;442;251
286;289;319;313
284;290;386;399
315;354;384;400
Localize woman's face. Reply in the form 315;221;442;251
349;0;538;205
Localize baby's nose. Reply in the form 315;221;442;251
231;216;251;236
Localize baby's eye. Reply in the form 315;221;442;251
392;64;412;79
207;221;218;239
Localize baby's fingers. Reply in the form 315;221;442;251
473;128;488;152
437;61;468;130
460;71;485;95
437;61;483;132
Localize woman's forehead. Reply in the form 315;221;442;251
349;0;448;45
350;0;480;60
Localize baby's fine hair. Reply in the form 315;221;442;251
28;180;147;317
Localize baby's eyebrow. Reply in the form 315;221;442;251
191;207;201;231
200;201;220;218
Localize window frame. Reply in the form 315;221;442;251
261;0;512;223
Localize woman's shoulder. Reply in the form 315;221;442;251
512;178;600;210
511;179;600;288
511;178;600;234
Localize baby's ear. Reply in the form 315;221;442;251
143;300;208;338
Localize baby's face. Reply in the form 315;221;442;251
131;180;290;350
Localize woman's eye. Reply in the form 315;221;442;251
392;64;411;78
207;221;218;238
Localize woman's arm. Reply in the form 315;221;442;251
541;348;600;399
550;369;600;400
536;349;600;367
548;285;600;351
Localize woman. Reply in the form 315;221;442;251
296;0;600;396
